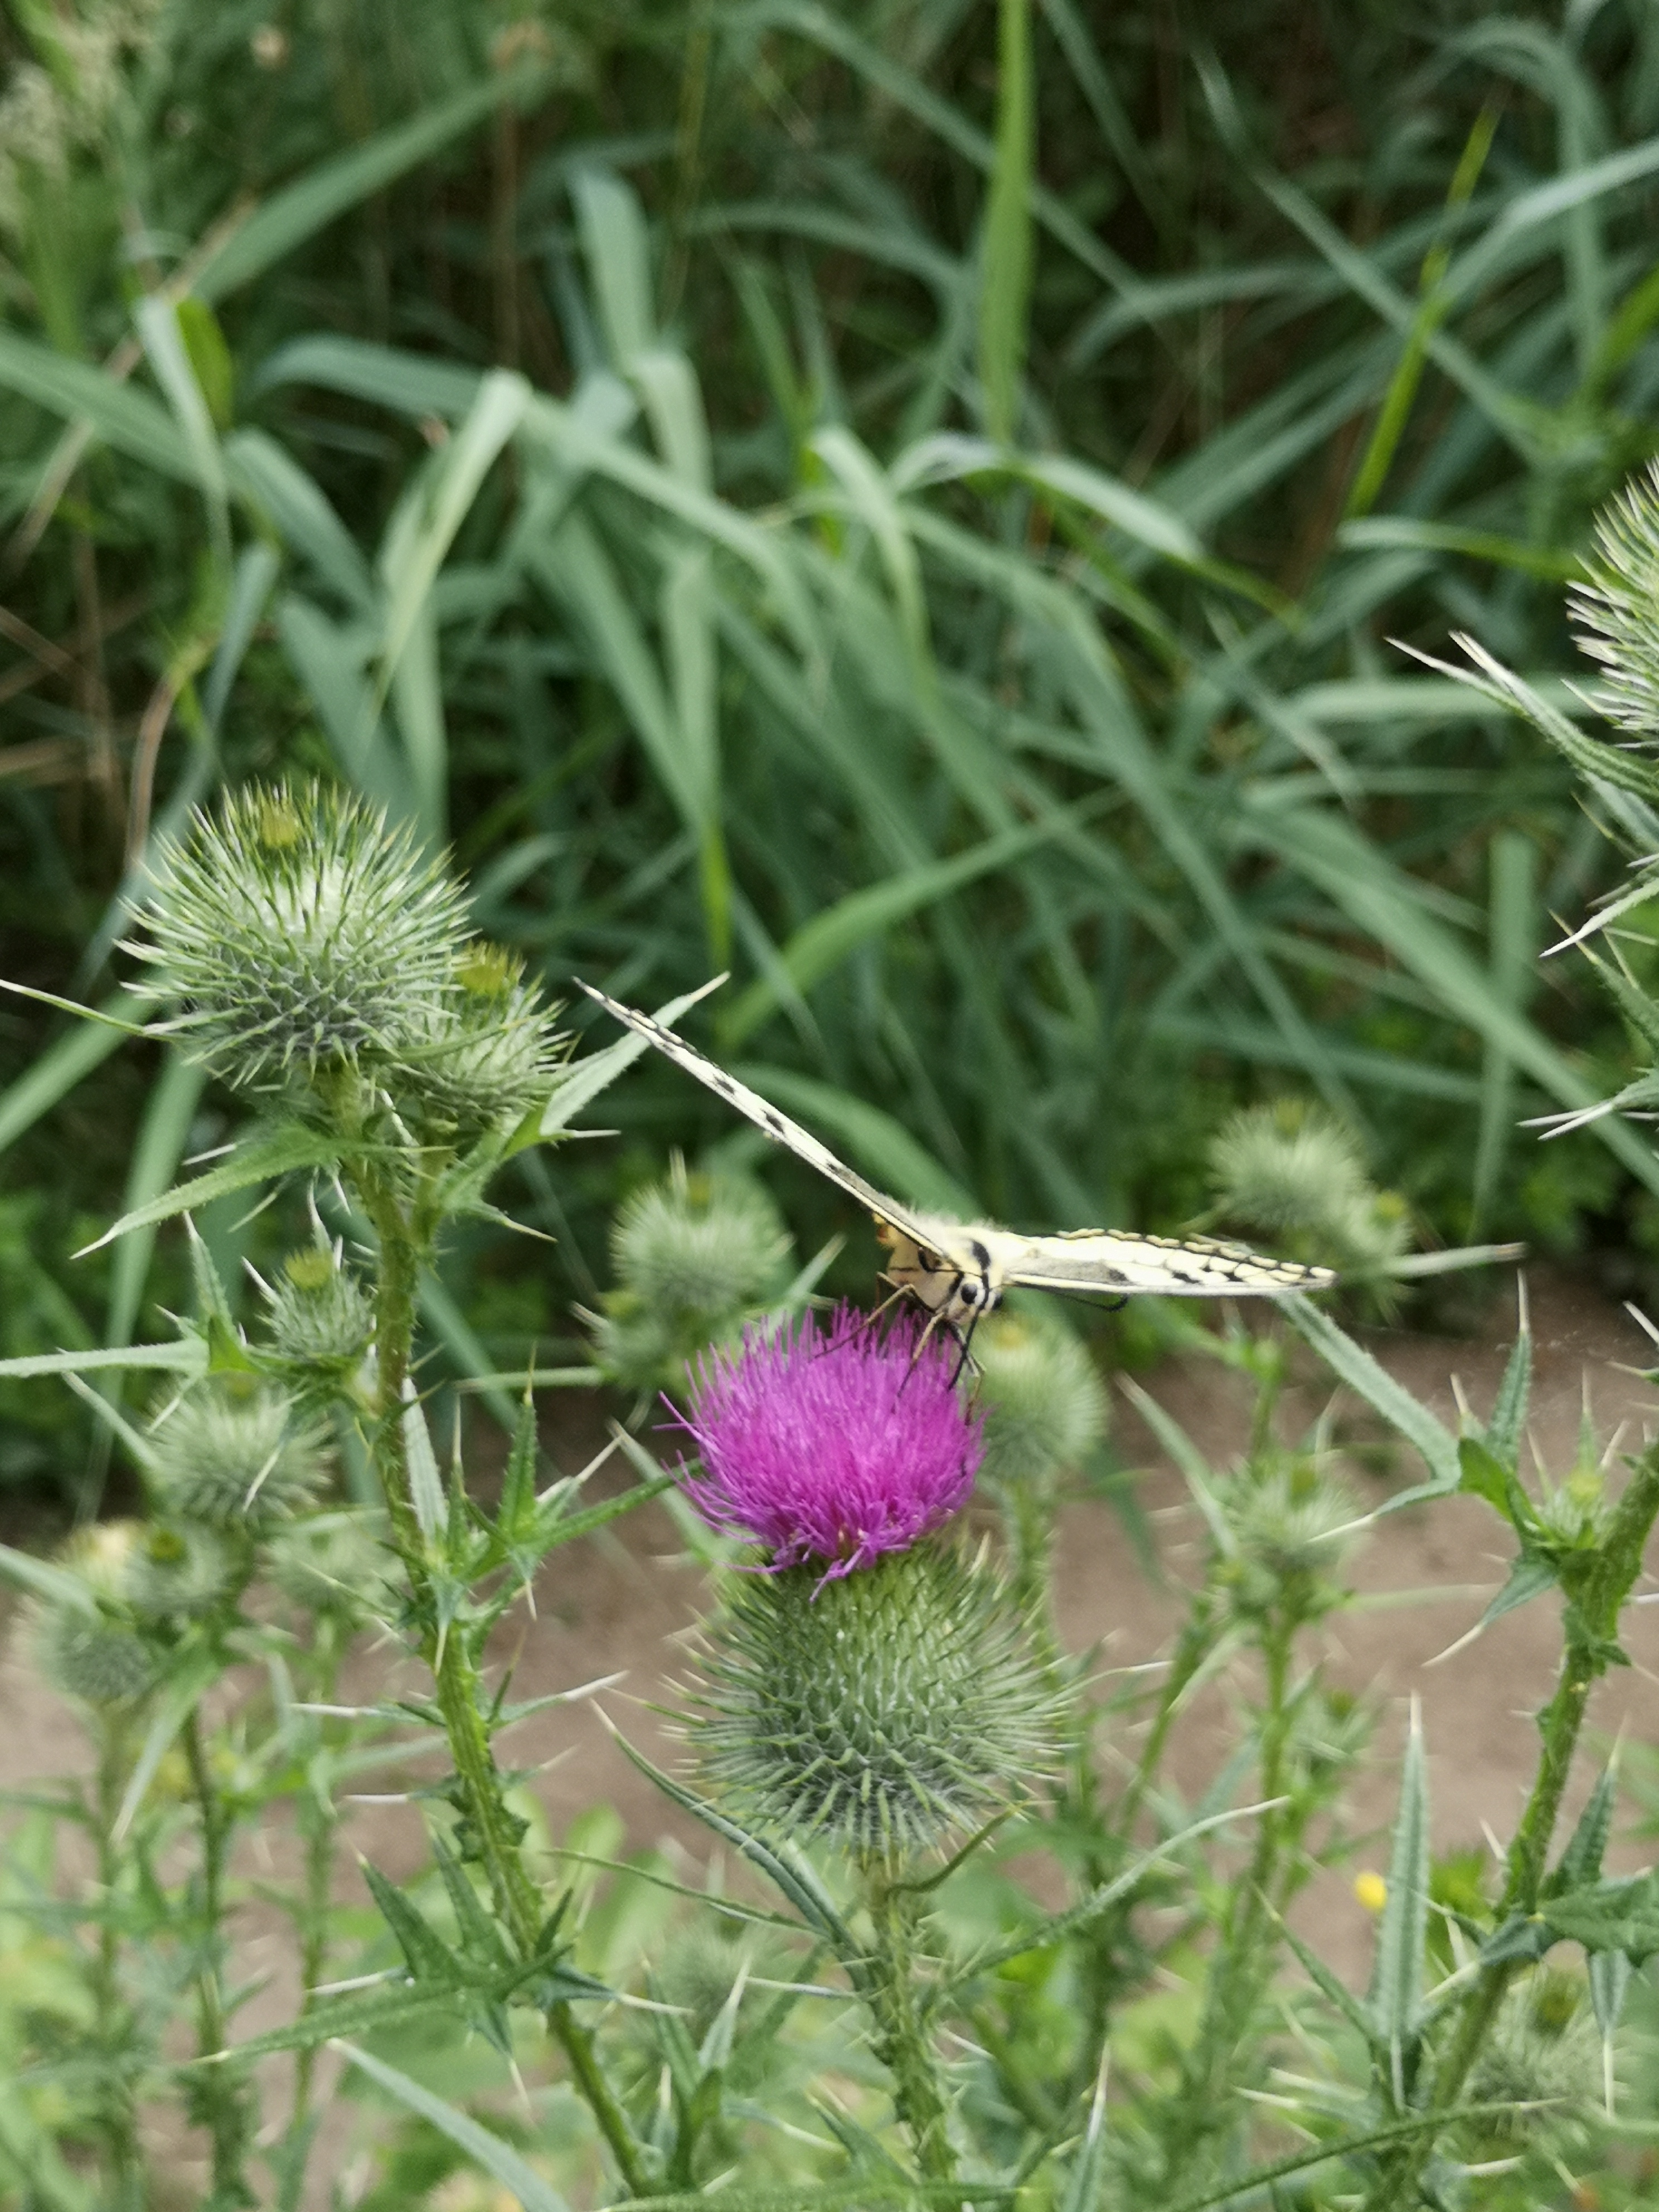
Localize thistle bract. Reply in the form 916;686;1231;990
398;950;567;1136
973;1312;1107;1486
691;1544;1061;1857
130;780;467;1090
148;1381;329;1526
675;1307;982;1578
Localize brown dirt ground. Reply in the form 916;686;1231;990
5;1265;1658;2200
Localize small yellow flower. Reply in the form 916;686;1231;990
1354;1870;1388;1913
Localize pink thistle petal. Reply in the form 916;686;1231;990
669;1307;982;1575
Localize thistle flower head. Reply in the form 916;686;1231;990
973;1312;1107;1486
262;1241;375;1372
130;780;468;1090
673;1307;982;1580
147;1379;330;1526
1221;1453;1358;1623
26;1524;154;1708
1465;1970;1601;2140
690;1545;1063;1859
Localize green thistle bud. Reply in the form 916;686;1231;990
148;1380;329;1526
265;1509;397;1624
973;1312;1107;1486
1465;1971;1600;2140
399;954;566;1136
124;1522;232;1619
1223;1454;1357;1622
263;1244;375;1371
1208;1101;1411;1279
690;1544;1063;1860
27;1525;153;1707
589;1163;793;1391
130;780;467;1091
614;1163;792;1325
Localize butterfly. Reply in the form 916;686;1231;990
576;981;1336;1341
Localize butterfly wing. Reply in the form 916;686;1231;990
575;981;942;1248
1006;1229;1334;1298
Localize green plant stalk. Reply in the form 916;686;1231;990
363;1178;649;2197
1161;1617;1297;2200
91;1715;142;2209
1362;1441;1659;2209
183;1707;251;2204
280;1618;345;2190
860;1861;958;2184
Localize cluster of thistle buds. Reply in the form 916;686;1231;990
128;779;567;1137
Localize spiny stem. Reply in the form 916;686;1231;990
183;1709;250;2203
92;1718;142;2208
860;1862;957;2184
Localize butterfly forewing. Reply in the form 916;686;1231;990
574;982;939;1250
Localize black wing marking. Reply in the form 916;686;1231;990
575;981;940;1248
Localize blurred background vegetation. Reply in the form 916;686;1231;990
4;0;1659;1493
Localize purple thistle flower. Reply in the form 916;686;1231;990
671;1307;983;1582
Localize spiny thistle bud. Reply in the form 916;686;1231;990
673;1307;982;1580
1208;1100;1411;1280
129;780;468;1091
265;1509;397;1624
263;1243;375;1371
1465;1970;1601;2140
972;1312;1107;1486
124;1522;231;1619
690;1544;1063;1859
1570;460;1659;739
147;1380;330;1526
590;1164;795;1393
27;1525;153;1707
398;948;567;1136
624;1162;792;1320
1221;1453;1357;1622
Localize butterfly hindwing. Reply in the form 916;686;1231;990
575;982;939;1249
1007;1229;1332;1298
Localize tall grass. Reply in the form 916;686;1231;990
5;2;1659;1427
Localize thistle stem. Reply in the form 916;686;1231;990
860;1863;957;2183
183;1709;251;2204
363;1185;649;2198
1361;1440;1659;2209
92;1718;142;2209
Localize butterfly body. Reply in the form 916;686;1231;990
576;980;1336;1323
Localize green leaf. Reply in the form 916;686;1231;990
1469;1556;1558;1638
0;1544;100;1617
114;1642;226;1840
0;1342;206;1382
359;1860;462;1986
75;1126;363;1255
1058;2051;1111;2212
1551;1761;1619;1897
1365;1699;1429;2105
399;1390;445;1547
0;327;193;477
334;2041;573;2212
0;995;129;1161
1484;1312;1533;1468
196;68;551;303
979;0;1033;443
600;1720;857;1957
1543;1873;1659;1962
1278;1295;1460;1488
